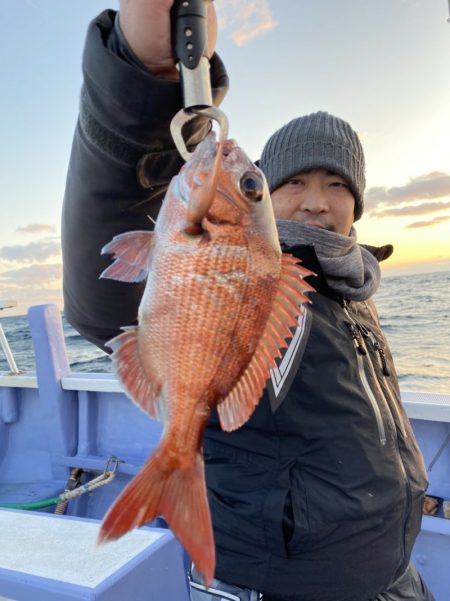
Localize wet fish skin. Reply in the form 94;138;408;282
97;133;314;586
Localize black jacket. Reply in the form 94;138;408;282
203;246;428;601
62;12;428;601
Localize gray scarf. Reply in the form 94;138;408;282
276;220;381;301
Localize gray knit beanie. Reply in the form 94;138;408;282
259;111;366;220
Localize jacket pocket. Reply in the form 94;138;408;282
262;485;291;557
284;466;311;555
262;464;310;558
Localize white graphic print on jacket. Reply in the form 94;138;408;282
268;308;311;411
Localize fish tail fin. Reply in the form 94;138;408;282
98;449;215;587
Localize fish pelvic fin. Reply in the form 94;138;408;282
100;230;154;283
97;449;215;588
107;327;164;421
218;253;315;432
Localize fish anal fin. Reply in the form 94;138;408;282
100;230;154;283
107;327;163;420
218;252;314;432
98;450;215;588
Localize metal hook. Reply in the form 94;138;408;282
170;106;229;161
103;455;123;477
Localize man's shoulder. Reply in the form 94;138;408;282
361;243;394;263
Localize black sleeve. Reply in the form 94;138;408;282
61;9;229;352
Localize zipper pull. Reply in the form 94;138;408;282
373;341;391;376
342;301;367;355
357;323;391;377
345;321;367;355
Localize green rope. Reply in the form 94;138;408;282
0;496;61;510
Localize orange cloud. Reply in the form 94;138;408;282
216;0;277;46
406;215;450;229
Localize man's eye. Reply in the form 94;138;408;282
330;182;349;189
288;178;304;186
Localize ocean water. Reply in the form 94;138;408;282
0;270;449;394
373;269;450;394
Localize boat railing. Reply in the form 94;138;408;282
1;300;449;403
0;299;21;375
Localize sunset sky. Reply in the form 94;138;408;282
1;0;449;316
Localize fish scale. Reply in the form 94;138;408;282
142;251;251;401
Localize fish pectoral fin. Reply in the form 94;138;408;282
98;450;215;588
107;327;165;421
218;253;315;432
100;230;155;283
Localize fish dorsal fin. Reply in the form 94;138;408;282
100;230;154;283
217;253;314;432
107;327;165;421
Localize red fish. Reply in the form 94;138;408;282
97;134;314;586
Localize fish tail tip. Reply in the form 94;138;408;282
203;568;215;591
96;529;111;548
192;552;216;590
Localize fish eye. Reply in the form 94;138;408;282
239;172;264;202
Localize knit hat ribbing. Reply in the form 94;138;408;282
259;111;366;220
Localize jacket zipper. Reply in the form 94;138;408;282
357;317;408;440
343;299;411;562
361;326;410;563
342;301;387;446
357;322;390;376
357;310;408;439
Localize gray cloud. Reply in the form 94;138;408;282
365;172;450;218
216;0;277;46
366;172;450;206
16;223;56;234
0;263;62;286
0;239;61;263
371;201;450;218
406;215;450;229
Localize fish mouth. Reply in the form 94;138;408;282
221;139;239;160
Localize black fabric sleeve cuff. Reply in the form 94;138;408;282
81;9;229;158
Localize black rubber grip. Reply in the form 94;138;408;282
171;0;209;69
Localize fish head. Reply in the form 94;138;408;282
175;133;280;251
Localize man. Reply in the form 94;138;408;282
62;2;434;600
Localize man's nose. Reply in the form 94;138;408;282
300;187;328;213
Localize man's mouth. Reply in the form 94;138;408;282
303;221;327;230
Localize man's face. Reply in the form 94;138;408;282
271;169;356;235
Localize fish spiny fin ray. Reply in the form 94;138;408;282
98;449;215;587
100;230;155;282
218;253;314;432
107;327;164;421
